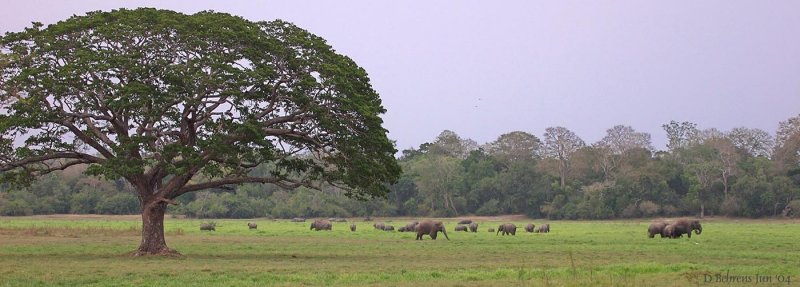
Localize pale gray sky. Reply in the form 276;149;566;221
2;1;799;152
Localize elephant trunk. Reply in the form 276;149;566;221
695;227;702;235
442;228;450;240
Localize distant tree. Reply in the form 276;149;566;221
542;127;585;189
774;114;800;173
663;121;699;152
593;125;653;181
428;130;477;159
704;136;740;200
727;127;774;158
0;9;400;255
405;155;463;216
484;131;541;165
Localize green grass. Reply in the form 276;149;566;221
0;216;798;286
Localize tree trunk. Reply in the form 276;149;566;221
700;203;705;218
133;199;179;256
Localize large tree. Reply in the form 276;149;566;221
542;126;585;189
483;131;541;165
592;125;653;181
0;9;400;255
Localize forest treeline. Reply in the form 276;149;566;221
2;116;800;219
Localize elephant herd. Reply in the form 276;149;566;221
647;219;702;239
199;218;555;241
496;223;550;235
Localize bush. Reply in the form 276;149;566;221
638;200;660;217
96;193;139;215
69;191;101;214
721;197;742;217
661;205;678;216
785;200;800;218
476;199;499;215
0;199;33;216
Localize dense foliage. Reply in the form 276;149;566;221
4;116;799;219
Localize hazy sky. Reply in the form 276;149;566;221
2;1;799;152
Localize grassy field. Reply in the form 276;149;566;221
0;215;798;286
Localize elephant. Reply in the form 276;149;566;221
667;219;702;238
536;223;550;233
350;224;357;232
415;220;450;240
663;224;678;238
200;223;215;231
398;226;408;232
310;219;332;231
497;223;517;236
247;222;257;229
384;225;395;231
405;221;419;231
647;222;668;238
291;217;306;222
469;222;478;232
454;225;469;232
373;222;386;230
457;219;473;225
488;228;495;232
525;223;535;233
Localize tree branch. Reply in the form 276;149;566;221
174;176;306;197
0;152;104;172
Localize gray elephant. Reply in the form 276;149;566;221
647;222;668;238
469;222;478;232
350;224;357;232
310;219;332;231
405;221;419;231
667;219;702;238
457;219;473;224
415;220;450;240
384;225;395;231
497;223;517;236
200;223;216;231
247;222;257;229
454;225;469;232
373;222;386;230
525;223;535;233
535;223;550;233
663;224;678;238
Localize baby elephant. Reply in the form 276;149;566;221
350;224;357;232
247;222;258;229
384;225;395;231
469;222;478;232
647;222;667;238
525;223;535;233
200;223;216;231
454;225;469;232
535;223;550;233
